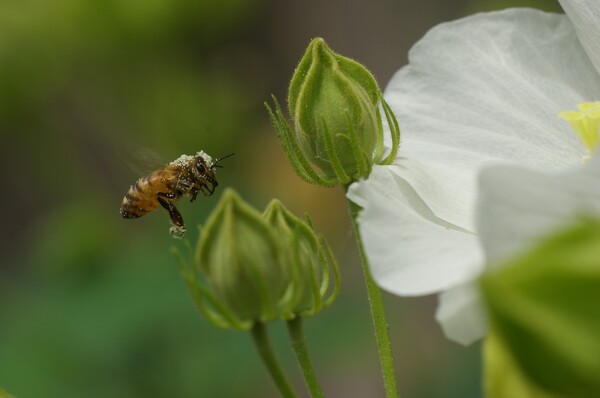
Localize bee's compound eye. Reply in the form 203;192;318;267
195;161;206;174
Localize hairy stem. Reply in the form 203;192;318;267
286;317;324;398
251;322;298;398
346;197;399;398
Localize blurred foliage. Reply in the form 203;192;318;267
483;333;560;398
0;388;15;398
482;219;600;398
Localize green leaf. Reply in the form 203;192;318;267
481;218;600;397
0;388;15;398
484;332;563;398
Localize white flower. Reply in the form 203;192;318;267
477;154;600;268
346;2;600;345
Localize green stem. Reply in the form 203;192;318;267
286;317;324;398
250;322;298;398
346;198;399;398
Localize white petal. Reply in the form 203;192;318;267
477;154;600;266
388;8;598;163
347;165;484;296
435;282;487;345
386;9;599;229
559;0;600;77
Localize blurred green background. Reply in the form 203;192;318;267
0;0;561;397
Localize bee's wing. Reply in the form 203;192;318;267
122;147;169;177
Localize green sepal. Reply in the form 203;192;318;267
262;199;340;318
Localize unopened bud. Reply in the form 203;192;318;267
178;189;339;330
266;37;399;186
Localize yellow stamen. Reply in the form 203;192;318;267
559;102;600;159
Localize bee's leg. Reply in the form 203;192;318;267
157;193;184;228
199;183;215;196
189;183;211;198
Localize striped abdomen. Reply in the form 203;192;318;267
120;170;172;219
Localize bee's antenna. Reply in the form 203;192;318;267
213;152;235;168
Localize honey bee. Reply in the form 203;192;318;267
120;150;233;238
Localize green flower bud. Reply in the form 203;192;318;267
262;199;339;318
177;189;339;330
266;38;399;186
290;38;379;176
189;189;287;329
480;218;600;398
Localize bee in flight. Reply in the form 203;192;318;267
120;151;233;238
